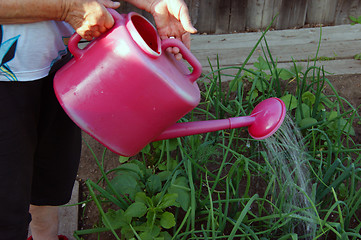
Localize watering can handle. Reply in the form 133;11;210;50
68;8;122;59
161;38;202;83
68;34;84;59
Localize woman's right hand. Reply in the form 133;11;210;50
63;0;120;40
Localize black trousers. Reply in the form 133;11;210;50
0;60;81;240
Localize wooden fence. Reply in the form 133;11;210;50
117;0;361;34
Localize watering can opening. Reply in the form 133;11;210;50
127;12;161;57
54;10;287;157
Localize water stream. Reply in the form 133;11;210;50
263;114;316;239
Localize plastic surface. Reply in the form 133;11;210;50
154;117;255;141
54;10;202;156
54;9;285;157
154;97;286;141
248;97;286;139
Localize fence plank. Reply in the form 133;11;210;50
117;2;154;25
229;0;247;32
245;0;264;30
194;0;218;33
246;0;282;30
306;0;338;25
215;0;232;34
118;0;361;34
335;0;361;25
184;0;201;28
118;2;142;14
276;0;308;29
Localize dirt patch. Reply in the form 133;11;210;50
75;74;361;240
76;133;120;240
326;74;361;112
325;74;361;143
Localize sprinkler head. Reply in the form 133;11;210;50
248;98;286;139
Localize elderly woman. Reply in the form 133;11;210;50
0;0;196;239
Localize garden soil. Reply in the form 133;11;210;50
76;74;361;240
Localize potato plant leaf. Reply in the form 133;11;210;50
110;174;141;200
139;226;161;240
340;117;356;136
135;192;148;205
118;155;129;163
299;117;318;128
280;94;297;110
117;163;143;179
254;56;269;70
125;202;148;218
277;68;295;80
158;193;178;209
103;209;130;229
160;212;176;229
146;174;162;195
302;91;316;106
168;177;191;211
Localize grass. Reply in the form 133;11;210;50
74;26;361;240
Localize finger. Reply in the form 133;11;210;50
80;29;91;39
87;26;99;38
166;47;182;60
174;53;183;60
83;34;93;41
172;47;180;54
100;0;121;9
90;20;107;33
92;31;101;38
181;32;191;49
171;44;182;60
103;10;115;29
179;5;197;34
89;24;99;32
166;47;172;53
98;25;107;33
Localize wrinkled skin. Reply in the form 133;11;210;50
0;0;196;57
0;0;195;239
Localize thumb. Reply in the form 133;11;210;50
179;6;197;33
101;0;121;9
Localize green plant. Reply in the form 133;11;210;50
349;15;361;25
350;16;361;61
74;149;191;239
76;23;361;240
102;191;178;239
354;53;361;60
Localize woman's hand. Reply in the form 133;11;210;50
149;0;196;59
125;0;196;59
64;0;120;40
148;0;196;45
64;0;196;58
0;0;117;28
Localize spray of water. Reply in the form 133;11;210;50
263;114;315;239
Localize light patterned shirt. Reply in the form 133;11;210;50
0;21;73;81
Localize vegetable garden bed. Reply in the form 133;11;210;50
76;24;361;240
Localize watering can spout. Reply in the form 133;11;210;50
153;97;286;142
153;116;256;141
53;8;286;156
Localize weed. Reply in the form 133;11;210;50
75;24;361;240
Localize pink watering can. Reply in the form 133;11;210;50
54;9;286;157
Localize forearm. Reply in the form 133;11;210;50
0;0;68;24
